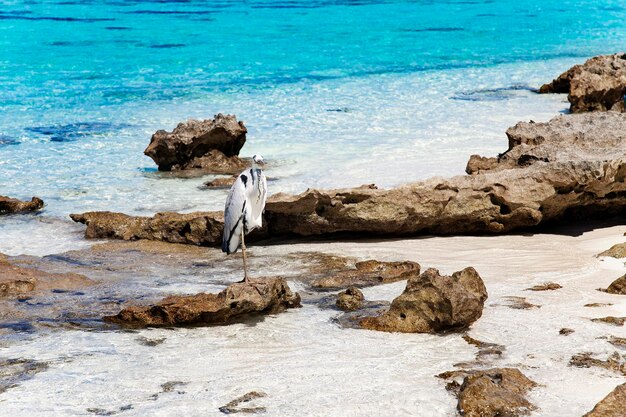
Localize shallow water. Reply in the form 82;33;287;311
2;1;626;415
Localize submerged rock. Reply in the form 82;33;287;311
336;287;365;311
219;391;267;415
0;358;49;394
0;196;44;215
592;316;626;326
525;282;562;291
312;260;420;290
144;114;247;171
583;383;626;417
105;277;301;327
360;267;487;333
603;274;626;295
70;211;226;246
205;175;238;188
570;352;626;376
539;53;626;113
438;368;536;417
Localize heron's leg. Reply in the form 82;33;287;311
241;230;249;283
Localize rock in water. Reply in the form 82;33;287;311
456;368;536;417
105;277;301;327
360;267;487;333
70;211;226;246
336;287;365;311
604;274;626;295
312;260;420;290
0;196;44;215
583;383;626;417
144;114;247;171
539;53;626;113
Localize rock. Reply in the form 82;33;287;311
144;114;247;171
0;196;44;214
604;274;626;295
104;277;301;327
499;296;540;310
609;337;626;349
205;175;237;188
336;287;364;311
539;53;626;113
559;328;575;335
69;211;227;246
311;260;420;290
570;352;626;376
465;155;499;175
438;368;536;417
583;383;626;417
592;317;626;326
265;113;626;238
180;149;248;174
597;243;626;258
585;303;613;308
360;267;487;333
525;282;562;291
0;358;49;394
461;334;505;363
219;391;267;415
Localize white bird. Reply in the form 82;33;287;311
222;154;267;282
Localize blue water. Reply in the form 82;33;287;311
1;0;626;254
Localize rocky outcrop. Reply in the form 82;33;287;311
570;352;626;377
539;53;626;113
69;211;227;246
311;260;420;290
74;112;626;243
360;267;487;333
439;368;536;417
598;243;626;258
584;383;626;417
0;196;44;214
336;287;364;311
144;114;247;171
105;277;301;327
604;274;626;295
266;113;626;237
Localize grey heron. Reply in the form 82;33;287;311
221;154;267;282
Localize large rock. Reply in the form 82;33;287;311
265;113;626;237
144;114;247;171
360;267;487;333
69;211;227;246
439;368;537;417
0;196;44;215
539;53;626;113
105;277;301;327
584;383;626;417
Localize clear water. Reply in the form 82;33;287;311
1;2;626;415
1;1;626;244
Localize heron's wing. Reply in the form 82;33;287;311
222;174;247;254
247;169;267;228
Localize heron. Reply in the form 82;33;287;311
221;154;267;283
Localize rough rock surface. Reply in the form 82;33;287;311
70;211;227;246
105;277;301;327
592;316;626;326
583;383;626;417
539;53;626;113
438;368;536;417
360;267;487;333
266;113;626;237
205;175;237;188
144;114;247;171
604;274;626;295
598;243;626;258
336;287;365;311
525;282;562;291
0;196;44;215
570;352;626;376
312;260;420;290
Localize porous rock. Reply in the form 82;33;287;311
69;211;226;246
539;53;626;113
0;196;44;214
438;368;536;417
604;274;626;295
312;260;420;290
336;287;364;311
583;383;626;417
360;267;487;333
144;114;247;171
105;277;301;327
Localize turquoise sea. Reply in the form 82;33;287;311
1;0;626;254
